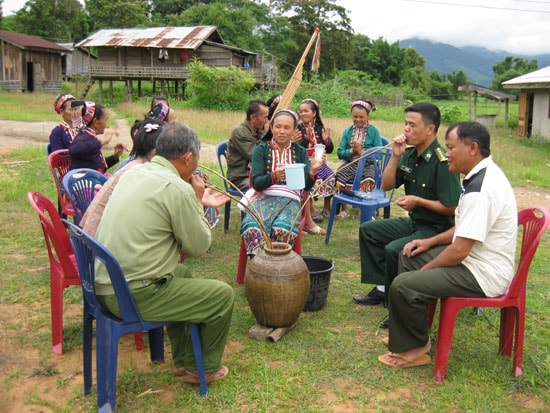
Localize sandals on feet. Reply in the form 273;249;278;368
321;210;331;218
180;365;229;384
305;225;326;235
312;211;324;223
335;210;349;220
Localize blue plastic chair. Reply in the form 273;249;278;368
62;168;107;225
45;142;52;155
64;221;207;412
216;140;244;233
324;146;392;245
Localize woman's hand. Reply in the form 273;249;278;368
292;129;302;143
350;139;362;156
273;166;286;182
322;128;331;144
100;126;119;146
113;143;124;158
310;152;326;175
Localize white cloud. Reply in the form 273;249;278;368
339;0;550;55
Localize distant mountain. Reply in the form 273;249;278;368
400;38;550;87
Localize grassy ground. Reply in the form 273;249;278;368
0;92;549;412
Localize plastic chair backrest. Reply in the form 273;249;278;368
381;136;390;146
28;191;77;280
509;206;550;298
63;168;108;224
48;149;74;216
45;142;52;155
351;146;391;192
28;191;80;355
65;221;147;327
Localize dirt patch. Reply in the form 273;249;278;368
0;118;218;164
2;119;548;210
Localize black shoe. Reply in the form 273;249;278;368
380;315;390;329
353;287;385;305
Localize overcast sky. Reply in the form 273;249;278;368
340;0;549;55
2;0;548;56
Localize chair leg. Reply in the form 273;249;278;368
148;327;165;362
324;200;340;245
223;200;231;233
512;306;525;377
96;321;120;412
236;240;248;285
51;276;64;355
188;323;208;396
433;299;461;383
82;311;94;396
498;306;516;356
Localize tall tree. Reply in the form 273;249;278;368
269;0;353;77
165;2;265;52
150;0;214;17
491;56;538;90
85;0;149;32
12;0;88;42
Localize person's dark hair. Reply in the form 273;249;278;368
405;102;441;133
271;109;299;129
151;96;169;110
266;94;282;120
155;123;200;160
299;98;325;129
446;121;491;158
130;118;165;158
246;99;267;121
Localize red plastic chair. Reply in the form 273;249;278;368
28;192;146;354
28;191;80;355
236;217;305;285
48;149;75;218
429;206;550;383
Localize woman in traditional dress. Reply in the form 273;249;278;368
335;99;382;219
49;93;80;152
296;98;335;234
68;101;123;173
240;110;325;255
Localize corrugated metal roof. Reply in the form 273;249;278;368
502;66;550;88
0;30;69;53
75;26;221;50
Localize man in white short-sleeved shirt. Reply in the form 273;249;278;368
378;121;517;369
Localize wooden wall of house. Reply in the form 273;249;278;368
68;50;93;78
197;44;234;67
0;41;62;92
0;41;22;89
94;45;251;70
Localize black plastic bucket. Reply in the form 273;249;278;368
302;256;334;312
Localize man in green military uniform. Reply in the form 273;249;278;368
354;102;462;329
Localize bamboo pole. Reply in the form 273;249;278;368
276;28;320;111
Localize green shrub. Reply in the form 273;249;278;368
440;104;463;125
186;60;255;110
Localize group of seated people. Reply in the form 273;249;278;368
50;94;176;174
228;99;518;369
49;92;518;380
